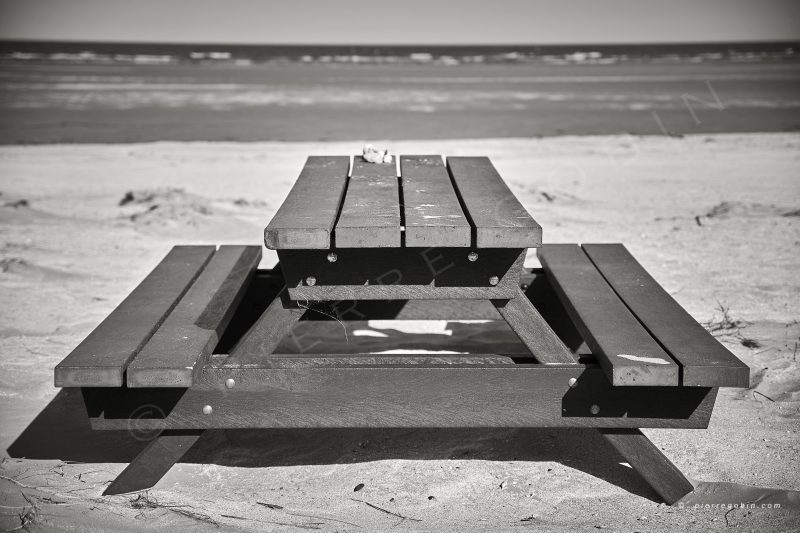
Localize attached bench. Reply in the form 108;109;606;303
53;154;748;503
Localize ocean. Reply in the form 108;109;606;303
0;40;798;143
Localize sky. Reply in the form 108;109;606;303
0;0;798;45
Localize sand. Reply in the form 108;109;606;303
0;133;798;531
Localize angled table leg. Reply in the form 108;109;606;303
599;428;694;504
103;430;203;496
493;288;577;363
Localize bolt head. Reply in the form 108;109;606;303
202;405;213;415
306;276;317;286
225;378;236;389
467;252;479;262
489;276;499;286
590;404;600;415
568;377;578;388
327;252;338;263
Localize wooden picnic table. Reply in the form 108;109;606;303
54;154;749;503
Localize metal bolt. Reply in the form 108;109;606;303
590;404;600;415
225;378;235;389
306;276;316;286
568;377;578;388
467;251;478;262
327;252;338;263
489;276;499;286
202;405;213;415
520;283;529;291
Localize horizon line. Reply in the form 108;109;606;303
1;38;797;48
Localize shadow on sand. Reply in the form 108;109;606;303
8;388;665;502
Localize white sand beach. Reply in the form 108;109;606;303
1;133;799;531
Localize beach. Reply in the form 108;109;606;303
1;133;799;531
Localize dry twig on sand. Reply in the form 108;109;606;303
350;498;422;522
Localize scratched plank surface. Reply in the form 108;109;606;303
447;156;541;248
54;246;216;387
400;155;471;247
582;244;750;387
126;246;261;387
264;156;350;249
334;156;401;247
539;244;680;386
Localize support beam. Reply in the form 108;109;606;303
493;288;577;364
226;288;306;362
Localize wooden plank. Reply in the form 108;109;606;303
400;155;471;247
493;288;577;364
539;244;680;386
599;428;695;504
264;156;350;249
281;248;525;300
103;431;203;496
334;156;400;247
225;288;306;363
446;156;541;248
582;244;750;388
54;246;216;387
87;366;717;430
126;246;262;388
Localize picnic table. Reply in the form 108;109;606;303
54;154;749;503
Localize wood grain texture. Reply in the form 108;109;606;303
280;247;525;300
103;431;203;496
599;428;695;504
582;244;750;388
264;156;350;249
54;246;216;387
334;156;400;247
126;246;262;388
400;155;471;247
539;244;680;386
494;288;578;364
87;366;717;431
446;156;542;248
225;288;306;363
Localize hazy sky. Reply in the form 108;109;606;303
1;0;798;44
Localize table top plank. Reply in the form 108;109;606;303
126;245;262;387
264;156;350;250
400;155;471;247
539;244;680;386
334;156;401;248
54;245;216;387
582;243;750;387
447;156;541;248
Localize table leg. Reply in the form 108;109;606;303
103;430;204;496
599;428;694;504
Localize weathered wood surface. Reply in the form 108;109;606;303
582;244;750;388
446;156;542;248
226;288;306;363
539;244;680;386
493;288;578;364
54;246;216;387
281;248;525;300
334;156;401;247
599;428;695;504
400;155;471;247
88;366;717;430
264;156;350;249
126;246;262;388
103;431;203;496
